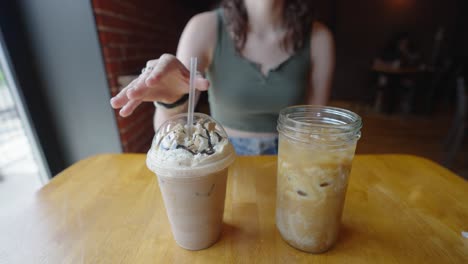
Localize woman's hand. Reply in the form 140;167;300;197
110;54;209;117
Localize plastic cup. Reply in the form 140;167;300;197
147;113;236;250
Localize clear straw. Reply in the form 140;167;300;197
187;57;198;136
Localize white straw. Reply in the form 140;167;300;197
187;57;198;136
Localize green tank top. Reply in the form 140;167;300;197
206;9;311;133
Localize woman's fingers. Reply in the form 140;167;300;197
124;59;158;100
145;58;209;93
145;54;183;87
127;73;151;100
110;93;126;109
110;86;131;109
115;55;208;110
127;57;172;100
195;76;210;91
119;99;142;117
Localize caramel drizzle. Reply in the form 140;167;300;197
167;121;221;156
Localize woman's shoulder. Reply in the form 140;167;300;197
309;21;334;57
310;22;334;45
186;11;218;33
180;11;218;62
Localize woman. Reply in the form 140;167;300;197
110;0;335;155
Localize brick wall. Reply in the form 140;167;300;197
92;0;213;152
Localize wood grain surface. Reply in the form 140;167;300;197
0;154;467;263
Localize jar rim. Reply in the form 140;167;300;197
279;105;361;130
277;105;362;145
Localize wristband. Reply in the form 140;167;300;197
156;94;189;109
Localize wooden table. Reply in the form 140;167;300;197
1;154;467;263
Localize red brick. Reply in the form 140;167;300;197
102;46;122;60
110;87;120;97
96;9;154;30
121;60;144;73
117;115;137;131
124;125;154;153
122;47;138;58
92;0;198;151
98;31;128;45
121;119;153;140
93;0;139;18
95;14;132;31
124;122;152;141
91;0;106;10
107;76;118;89
131;33;159;43
112;0;137;10
131;132;153;152
117;105;153;130
119;8;139;20
105;61;121;74
122;128;148;150
99;13;159;35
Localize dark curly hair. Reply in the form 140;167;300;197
221;0;315;53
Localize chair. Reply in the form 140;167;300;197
444;76;467;168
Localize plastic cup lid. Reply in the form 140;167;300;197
146;113;235;178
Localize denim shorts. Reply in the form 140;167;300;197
230;137;278;156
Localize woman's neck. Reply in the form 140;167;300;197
244;0;284;34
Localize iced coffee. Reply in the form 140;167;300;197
276;106;362;253
147;113;236;250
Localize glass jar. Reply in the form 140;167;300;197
276;105;362;253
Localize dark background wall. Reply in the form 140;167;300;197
332;0;460;100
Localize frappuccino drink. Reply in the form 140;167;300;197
147;113;235;250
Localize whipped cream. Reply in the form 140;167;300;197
148;118;233;169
